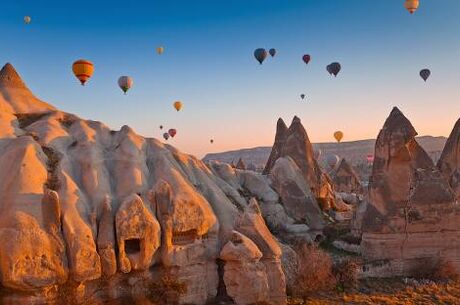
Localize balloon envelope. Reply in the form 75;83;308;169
159;125;163;130
173;101;183;111
302;54;311;65
72;59;94;86
404;0;419;14
420;69;431;82
300;94;306;100
24;16;31;24
366;154;375;163
269;48;276;57
163;133;169;140
327;62;341;77
118;76;133;94
157;46;164;55
168;129;177;137
334;131;344;143
326;154;340;169
210;139;214;144
254;48;268;65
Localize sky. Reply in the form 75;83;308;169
1;0;459;157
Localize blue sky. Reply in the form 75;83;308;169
1;0;460;157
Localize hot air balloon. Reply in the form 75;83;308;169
159;125;163;130
314;149;322;160
366;154;375;164
24;16;31;24
210;139;214;144
72;60;94;86
334;131;344;143
269;48;276;57
420;69;431;82
404;0;419;14
168;129;177;138
118;76;133;94
254;48;268;65
157;46;164;55
300;94;306;100
163;133;169;140
173;101;183;112
302;54;311;65
327;62;341;77
326;154;340;169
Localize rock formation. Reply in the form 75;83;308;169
0;63;291;304
220;231;269;305
438;118;460;200
263;116;336;211
361;107;460;277
236;158;246;170
332;158;363;194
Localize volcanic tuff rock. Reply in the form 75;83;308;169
361;107;460;277
332;158;363;194
438;118;460;200
263;116;337;211
0;63;288;304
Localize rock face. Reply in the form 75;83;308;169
263;116;336;211
236;158;246;170
269;157;324;232
332;158;363;194
220;231;269;305
438;118;460;200
361;107;460;277
116;194;161;273
0;63;289;304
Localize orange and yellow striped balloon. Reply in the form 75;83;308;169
72;59;94;86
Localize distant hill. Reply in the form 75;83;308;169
203;136;447;171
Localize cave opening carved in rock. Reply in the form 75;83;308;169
125;238;141;254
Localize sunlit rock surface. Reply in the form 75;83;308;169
361;107;460;277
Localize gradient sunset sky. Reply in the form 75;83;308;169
1;0;459;157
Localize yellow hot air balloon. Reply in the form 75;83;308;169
24;16;31;24
334;131;344;143
72;60;94;86
173;101;183;111
157;46;164;55
404;0;419;14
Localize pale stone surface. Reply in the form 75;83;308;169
361;107;460;276
438;118;460;200
237;199;287;305
270;157;324;231
0;63;294;304
116;194;161;273
264;116;336;210
97;196;117;277
332;158;363;194
220;231;269;305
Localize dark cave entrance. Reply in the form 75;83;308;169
125;238;141;254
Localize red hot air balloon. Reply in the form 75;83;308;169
302;54;311;65
366;154;374;164
168;129;177;138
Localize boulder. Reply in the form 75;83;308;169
220;231;269;305
269;157;324;231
